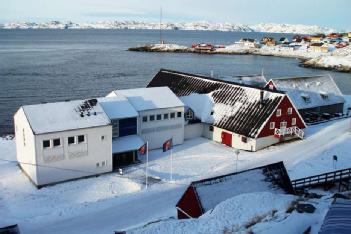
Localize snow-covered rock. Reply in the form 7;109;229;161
0;21;337;34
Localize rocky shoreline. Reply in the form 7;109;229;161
128;44;351;73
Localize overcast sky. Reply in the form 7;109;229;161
1;0;350;30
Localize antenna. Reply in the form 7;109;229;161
159;6;163;44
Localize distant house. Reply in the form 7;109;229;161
308;43;329;53
265;75;345;122
279;37;289;44
14;87;185;187
261;37;276;46
310;34;325;43
236;38;258;48
148;69;306;151
176;161;294;219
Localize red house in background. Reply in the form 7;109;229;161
148;69;306;151
176;161;294;219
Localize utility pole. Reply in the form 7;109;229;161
159;6;163;44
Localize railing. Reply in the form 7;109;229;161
274;126;304;139
291;167;351;191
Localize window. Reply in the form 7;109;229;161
78;135;85;143
142;116;148;122
96;162;100;168
242;136;247;143
292;118;296;125
149;115;155;121
185;109;194;120
68;136;75;145
210;111;214;115
53;138;61;147
164;113;169;119
177;112;182;118
287;108;292;115
276;109;281;117
101;135;105;141
269;84;274;90
119;118;137;137
280;121;287;128
270;122;275;130
156;114;162;120
43;140;50;148
170;112;175;119
112;119;119;138
102;161;106;167
209;125;214;132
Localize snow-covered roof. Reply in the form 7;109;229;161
148;69;286;138
319;199;351;234
108;87;184;111
271;75;345;109
176;161;294;215
112;135;144;154
22;99;111;134
98;96;138;120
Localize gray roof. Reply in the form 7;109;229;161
271;75;345;110
319;199;351;234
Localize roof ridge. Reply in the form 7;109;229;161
159;69;285;95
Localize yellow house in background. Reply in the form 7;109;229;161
348;32;351;38
309;43;329;53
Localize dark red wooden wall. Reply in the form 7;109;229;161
176;186;203;219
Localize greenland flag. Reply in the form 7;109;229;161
138;143;147;155
162;138;173;152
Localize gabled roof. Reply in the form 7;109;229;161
270;75;345;110
107;86;184;111
147;69;286;138
98;96;138;120
22;99;111;134
176;161;294;217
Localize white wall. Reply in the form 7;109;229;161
139;107;184;150
210;126;256;151
34;125;112;186
14;108;38;185
255;135;297;151
184;123;203;140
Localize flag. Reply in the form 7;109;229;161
138;143;147;155
163;138;173;152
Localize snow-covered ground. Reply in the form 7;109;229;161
1;118;351;233
1;21;337;34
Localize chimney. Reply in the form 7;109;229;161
260;90;265;105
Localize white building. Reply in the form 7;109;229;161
14;87;185;187
107;87;185;150
14;99;112;187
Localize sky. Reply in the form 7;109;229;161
1;0;350;30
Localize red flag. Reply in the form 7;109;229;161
138;143;147;155
163;138;173;152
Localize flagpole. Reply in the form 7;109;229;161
146;141;149;189
170;147;173;181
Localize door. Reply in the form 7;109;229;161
221;131;232;147
112;151;135;170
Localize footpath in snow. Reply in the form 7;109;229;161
0;118;351;233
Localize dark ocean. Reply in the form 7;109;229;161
0;29;350;135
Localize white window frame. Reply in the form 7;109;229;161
287;107;292;115
292;118;296;125
276;109;281;117
68;136;76;145
270;122;275;130
43;139;51;149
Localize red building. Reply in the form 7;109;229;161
176;161;294;219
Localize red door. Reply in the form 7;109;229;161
221;132;232;147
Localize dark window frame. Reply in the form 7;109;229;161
78;135;85;143
43;140;50;148
68;136;75;145
53;138;61;147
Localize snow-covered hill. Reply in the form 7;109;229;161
0;21;337;34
